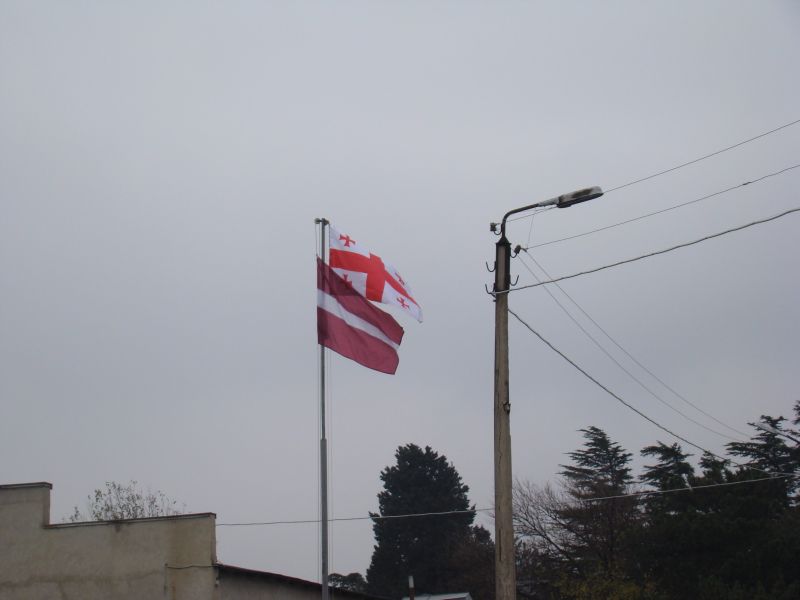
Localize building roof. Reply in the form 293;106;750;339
217;564;388;600
49;512;217;528
401;595;473;600
0;482;52;490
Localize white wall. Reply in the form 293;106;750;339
0;483;217;600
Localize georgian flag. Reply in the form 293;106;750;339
317;258;404;374
328;226;423;323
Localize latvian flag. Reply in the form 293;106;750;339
317;258;405;374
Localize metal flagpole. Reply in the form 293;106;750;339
315;217;330;600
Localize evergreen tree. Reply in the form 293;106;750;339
556;427;638;584
636;416;800;598
448;525;496;600
639;442;694;515
727;415;799;500
698;451;728;483
329;572;367;594
366;444;481;599
514;408;800;599
560;426;633;495
640;442;694;491
514;427;641;597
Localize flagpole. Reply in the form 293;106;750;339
315;217;330;600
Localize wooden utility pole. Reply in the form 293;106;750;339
490;186;603;600
493;233;515;600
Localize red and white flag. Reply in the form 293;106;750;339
317;258;405;375
329;226;423;323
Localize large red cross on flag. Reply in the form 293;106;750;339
328;226;423;323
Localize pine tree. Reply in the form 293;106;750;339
638;412;800;598
560;426;633;495
727;416;799;501
328;572;367;593
365;444;477;599
640;442;695;515
557;427;638;583
515;428;643;599
640;442;694;490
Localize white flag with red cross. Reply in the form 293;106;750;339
328;225;423;323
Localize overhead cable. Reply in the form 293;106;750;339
518;252;750;439
515;252;744;442
525;164;800;249
215;475;797;528
503;207;800;294
604;118;800;194
504;119;800;228
580;474;797;503
507;206;555;224
217;508;488;527
506;307;770;475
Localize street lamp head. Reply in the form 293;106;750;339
497;185;603;238
556;186;603;208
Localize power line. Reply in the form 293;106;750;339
604;118;800;193
502;119;800;229
217;508;490;527
506;206;555;224
506;307;760;472
503;207;800;294
580;474;797;503
525;164;800;250
515;251;744;442
517;251;750;440
215;475;799;529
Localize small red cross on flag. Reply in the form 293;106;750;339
328;225;423;323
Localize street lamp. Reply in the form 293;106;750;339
491;186;603;600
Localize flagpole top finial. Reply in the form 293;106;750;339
314;218;329;225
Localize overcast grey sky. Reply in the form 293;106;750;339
2;0;799;583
